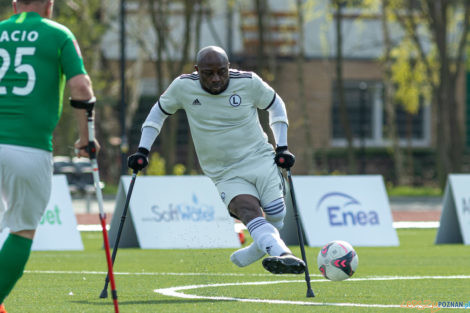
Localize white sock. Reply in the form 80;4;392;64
230;243;265;267
247;217;291;256
263;197;286;230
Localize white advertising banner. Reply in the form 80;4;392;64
109;176;240;249
291;175;399;247
0;175;83;251
435;174;470;244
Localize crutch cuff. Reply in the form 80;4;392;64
70;97;96;111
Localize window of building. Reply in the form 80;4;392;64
331;80;430;147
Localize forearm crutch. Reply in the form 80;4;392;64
71;98;119;312
286;169;315;298
100;170;137;299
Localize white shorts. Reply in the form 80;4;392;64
0;144;52;232
215;155;285;209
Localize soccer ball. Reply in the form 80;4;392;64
317;240;358;281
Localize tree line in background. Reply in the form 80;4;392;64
1;0;469;188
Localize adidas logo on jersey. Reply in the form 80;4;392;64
192;99;201;105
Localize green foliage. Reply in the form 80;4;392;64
51;1;114;156
386;184;442;197
390;39;433;114
54;1;111;92
0;1;10;21
145;152;187;176
101;183;119;195
146;152;166;176
1;2;114;159
173;163;186;175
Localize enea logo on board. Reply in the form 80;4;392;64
142;194;215;223
316;192;379;227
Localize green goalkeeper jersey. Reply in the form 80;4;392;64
0;12;87;151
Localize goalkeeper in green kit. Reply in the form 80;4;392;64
0;0;99;311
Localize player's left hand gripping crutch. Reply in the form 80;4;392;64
100;169;138;299
71;98;120;312
275;146;315;298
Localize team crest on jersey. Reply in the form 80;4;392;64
229;94;242;107
220;192;226;201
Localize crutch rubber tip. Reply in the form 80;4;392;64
306;288;315;298
99;289;108;299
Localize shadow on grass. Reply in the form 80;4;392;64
72;299;231;306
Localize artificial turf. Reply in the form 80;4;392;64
3;228;469;312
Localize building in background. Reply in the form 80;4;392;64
99;0;467;182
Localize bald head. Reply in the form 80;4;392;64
196;46;229;67
195;46;230;94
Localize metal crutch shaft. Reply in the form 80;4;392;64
286;169;315;298
85;107;120;312
100;170;137;299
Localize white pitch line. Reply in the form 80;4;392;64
24;270;318;277
77;221;440;232
23;270;470;309
24;270;470;282
154;276;470;309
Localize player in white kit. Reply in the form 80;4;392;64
128;46;305;274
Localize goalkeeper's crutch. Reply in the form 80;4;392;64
71;98;119;312
286;169;315;298
100;170;138;299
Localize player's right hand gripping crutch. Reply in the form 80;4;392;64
100;169;138;299
275;146;315;298
71;98;120;312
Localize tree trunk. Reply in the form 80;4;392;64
425;0;469;186
163;0;195;174
186;0;205;174
195;0;204;52
148;0;196;174
381;0;406;185
432;0;452;185
395;0;469;187
296;0;315;174
255;0;267;71
335;0;356;173
253;0;275;146
148;0;170;173
405;112;414;184
447;73;463;172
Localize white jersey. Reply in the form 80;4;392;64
158;69;277;181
